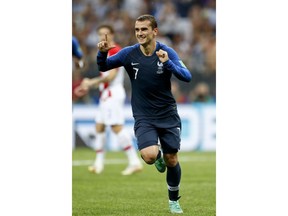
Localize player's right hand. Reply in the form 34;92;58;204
97;33;115;52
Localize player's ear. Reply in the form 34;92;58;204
153;27;158;36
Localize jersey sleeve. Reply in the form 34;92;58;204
163;47;192;82
97;47;130;72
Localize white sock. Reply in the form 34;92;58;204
94;132;106;168
116;129;141;166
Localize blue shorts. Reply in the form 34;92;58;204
134;114;182;154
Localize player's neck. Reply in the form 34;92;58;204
140;41;156;56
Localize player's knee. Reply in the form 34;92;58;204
140;145;159;164
140;152;157;164
164;153;178;167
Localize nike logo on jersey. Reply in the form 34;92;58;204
131;62;139;65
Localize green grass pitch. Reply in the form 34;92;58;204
73;147;216;216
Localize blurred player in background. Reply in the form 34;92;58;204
96;15;192;214
72;35;85;146
75;24;143;176
72;34;87;102
72;35;84;69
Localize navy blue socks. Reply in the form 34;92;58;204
166;162;181;201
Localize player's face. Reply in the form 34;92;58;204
135;20;157;46
98;28;113;42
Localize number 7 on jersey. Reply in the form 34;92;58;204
133;67;139;79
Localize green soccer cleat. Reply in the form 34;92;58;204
169;200;183;214
154;156;166;173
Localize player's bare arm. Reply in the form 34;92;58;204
74;68;118;97
74;78;97;97
86;69;118;88
97;33;116;52
81;78;96;89
90;69;118;86
98;69;118;82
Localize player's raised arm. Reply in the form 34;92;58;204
160;48;192;82
97;45;129;72
97;32;128;72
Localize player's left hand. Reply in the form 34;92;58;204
156;49;168;63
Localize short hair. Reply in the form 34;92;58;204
97;24;114;34
136;14;158;29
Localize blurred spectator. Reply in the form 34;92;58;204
171;80;188;103
203;0;216;28
187;2;216;76
205;34;216;73
174;0;194;18
122;0;147;18
155;0;179;38
171;33;191;69
189;82;214;103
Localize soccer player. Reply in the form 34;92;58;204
96;15;192;214
74;24;143;175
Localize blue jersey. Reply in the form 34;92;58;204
97;42;192;119
72;36;83;59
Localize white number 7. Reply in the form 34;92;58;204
133;67;139;79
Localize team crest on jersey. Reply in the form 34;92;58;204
157;61;163;74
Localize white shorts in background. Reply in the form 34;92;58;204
95;86;125;126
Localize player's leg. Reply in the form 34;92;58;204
154;142;166;173
159;114;183;213
139;145;159;164
134;119;165;172
111;125;143;175
164;153;183;213
141;146;166;173
140;145;166;172
88;123;106;174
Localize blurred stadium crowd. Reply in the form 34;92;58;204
72;0;216;104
